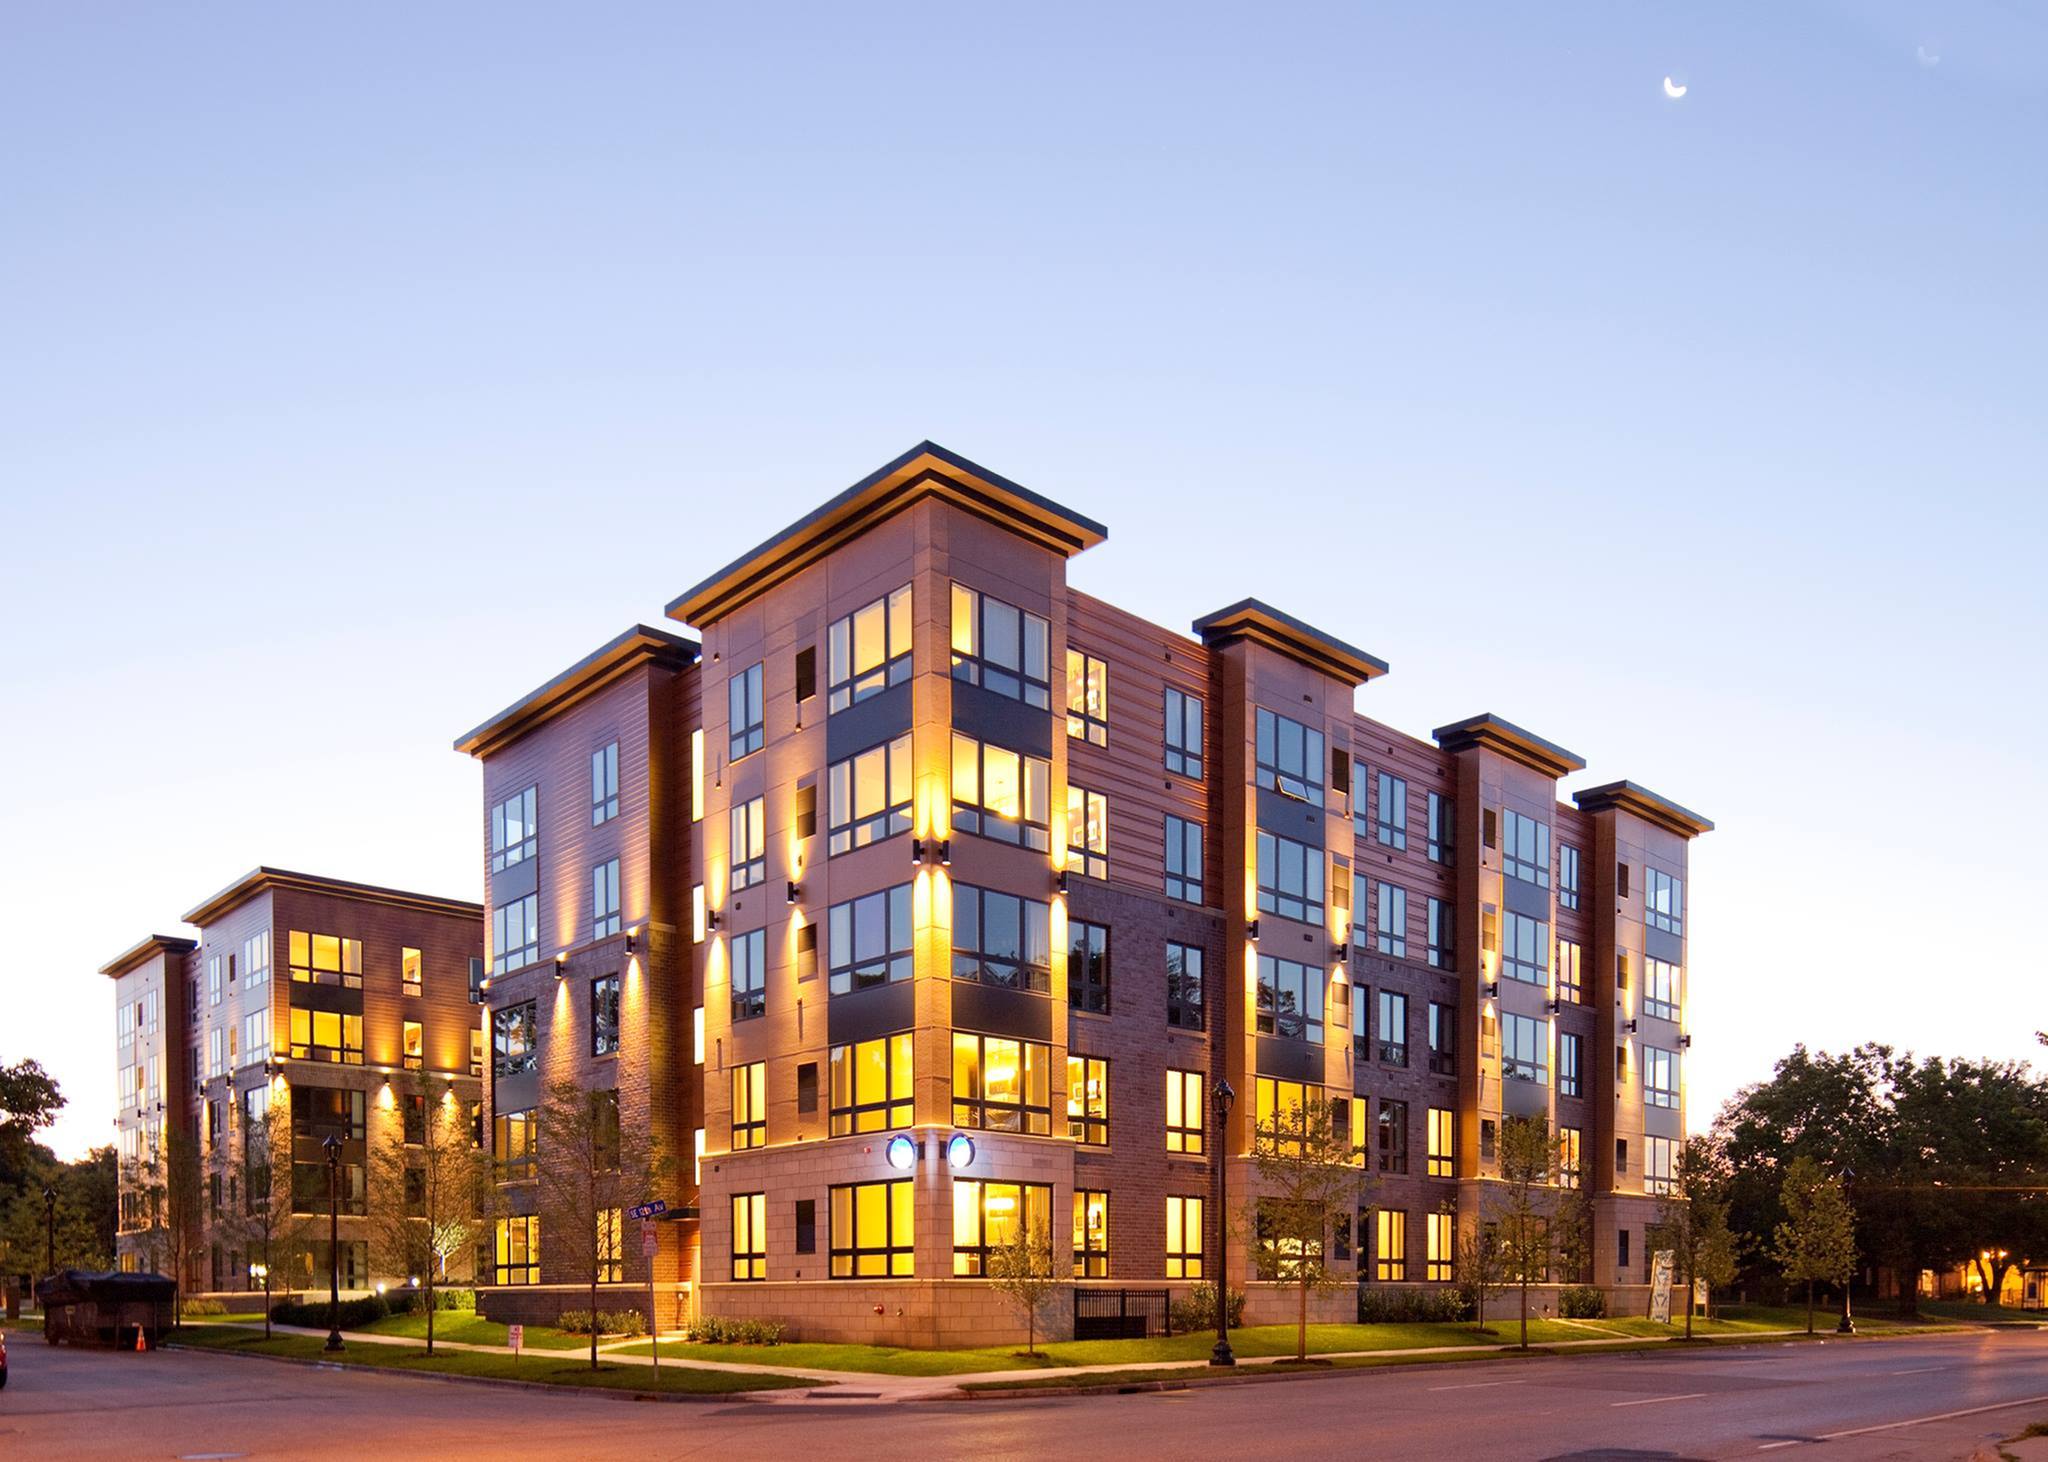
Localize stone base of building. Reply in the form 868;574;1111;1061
478;1282;694;1332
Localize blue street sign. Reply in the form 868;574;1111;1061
628;1199;668;1220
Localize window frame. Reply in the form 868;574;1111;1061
830;1178;915;1278
828;584;915;713
828;734;913;856
950;1031;1052;1135
1065;648;1109;745
949;583;1049;708
591;742;619;825
727;661;764;761
1255;707;1325;807
1164;686;1204;778
1066;1054;1109;1145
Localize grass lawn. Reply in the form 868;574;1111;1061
169;1324;812;1394
1714;1303;1921;1334
355;1311;592;1351
1919;1299;2044;1325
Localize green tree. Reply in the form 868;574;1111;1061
368;1074;493;1354
1492;1115;1556;1351
227;1096;305;1338
1455;1214;1505;1336
536;1081;662;1371
1245;1092;1370;1361
986;1217;1062;1356
1648;1136;1739;1340
0;1060;65;1185
1772;1156;1855;1334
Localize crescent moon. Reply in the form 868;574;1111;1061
1663;76;1687;99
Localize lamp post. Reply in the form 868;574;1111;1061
41;1185;56;1280
1836;1166;1856;1336
1210;1078;1236;1367
322;1135;344;1353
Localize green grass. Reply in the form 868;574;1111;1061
1715;1303;1922;1334
1919;1299;2044;1325
168;1324;811;1393
354;1311;591;1351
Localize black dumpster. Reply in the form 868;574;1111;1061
35;1270;178;1349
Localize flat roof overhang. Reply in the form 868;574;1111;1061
1192;598;1390;687
1573;779;1715;838
1432;713;1588;780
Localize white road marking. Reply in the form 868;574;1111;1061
1816;1392;2048;1441
1755;1441;1804;1451
1886;1365;1947;1375
1612;1392;1708;1407
1427;1379;1527;1392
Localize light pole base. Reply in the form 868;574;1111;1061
1209;1339;1235;1367
324;1330;345;1353
1835;1317;1855;1335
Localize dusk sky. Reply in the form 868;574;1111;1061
2;2;2041;1160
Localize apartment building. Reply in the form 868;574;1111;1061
103;869;484;1295
457;442;1709;1344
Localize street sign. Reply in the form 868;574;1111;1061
1649;1251;1675;1324
641;1221;659;1258
507;1322;524;1356
628;1199;668;1221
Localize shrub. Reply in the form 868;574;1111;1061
181;1298;227;1316
1356;1286;1473;1324
270;1295;388;1329
679;1315;783;1345
1559;1286;1607;1319
1169;1282;1247;1333
554;1309;648;1337
433;1287;476;1312
382;1289;420;1316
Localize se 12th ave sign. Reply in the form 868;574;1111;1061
628;1200;667;1220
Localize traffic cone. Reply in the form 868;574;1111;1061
135;1324;146;1353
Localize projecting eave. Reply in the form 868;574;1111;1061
1192;599;1390;687
1433;713;1587;780
182;867;483;928
452;625;699;758
1573;780;1715;839
665;441;1108;629
98;933;197;979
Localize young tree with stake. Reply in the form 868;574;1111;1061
1648;1135;1740;1340
986;1217;1062;1356
1492;1115;1557;1351
1773;1155;1856;1334
537;1080;662;1371
1245;1091;1370;1363
368;1073;492;1355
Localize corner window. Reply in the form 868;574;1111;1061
949;583;1048;707
490;786;537;873
1164;687;1204;778
827;884;913;995
1065;649;1108;745
1502;809;1550;887
831;1179;914;1278
829;584;913;713
829;734;913;856
953;1180;1053;1277
951;884;1054;992
950;734;1050;851
591;742;619;825
728;661;764;761
1255;708;1324;806
830;1033;912;1135
1255;955;1324;1044
950;1032;1051;1134
289;932;363;989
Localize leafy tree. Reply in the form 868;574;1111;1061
227;1095;305;1338
1552;1171;1594;1287
1772;1156;1855;1333
1454;1214;1505;1335
986;1217;1062;1355
537;1081;662;1371
159;1126;207;1316
1492;1115;1557;1350
0;1149;113;1279
1648;1136;1740;1340
1245;1091;1370;1361
0;1060;65;1184
367;1074;493;1354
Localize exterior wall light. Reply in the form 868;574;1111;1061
1483;980;1500;999
1055;869;1069;895
884;1133;918;1171
947;1133;975;1169
911;837;926;865
1624;1018;1639;1034
786;881;800;906
938;839;951;866
1246;919;1260;943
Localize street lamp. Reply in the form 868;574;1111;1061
1837;1166;1856;1335
41;1185;56;1280
1210;1078;1236;1367
322;1135;344;1353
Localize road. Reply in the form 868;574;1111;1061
1;1327;2043;1460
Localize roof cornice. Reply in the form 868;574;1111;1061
1573;780;1715;838
181;867;483;928
98;933;198;979
1192;599;1389;687
1432;713;1587;780
453;624;698;758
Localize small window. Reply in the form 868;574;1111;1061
795;782;818;841
1617;861;1632;900
1066;785;1108;880
794;646;817;705
730;798;767;890
1165;815;1204;904
730;929;766;1022
1482;807;1497;849
796;922;818;982
1166;943;1204;1030
1065;649;1108;745
1068;920;1110;1015
951;734;1051;852
795;1198;817;1254
1615;1138;1630;1175
796;1061;819;1116
591;742;619;825
1164;687;1203;778
1330;747;1351;798
402;1021;423;1073
401;947;422;997
728;662;764;760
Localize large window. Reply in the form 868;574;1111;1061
288;1008;363;1064
1646;868;1684;935
292;1085;366;1139
1166;943;1204;1030
830;584;914;712
493;1001;537;1076
1427;792;1454;865
591;742;619;825
590;973;621;1056
1255;708;1324;806
1427;1210;1454;1281
490;786;537;873
1256;955;1324;1044
1376;882;1407;957
951;884;1054;992
1375;1209;1408;1281
730;928;766;1021
1255;831;1324;923
1066;649;1108;745
1558;1031;1582;1098
1427;1107;1455;1177
1502;810;1550;886
1644;1046;1680;1109
953;1180;1053;1276
1164;815;1203;903
1427;897;1453;969
830;1179;914;1278
289;932;362;989
949;583;1048;708
1645;1135;1677;1196
1426;999;1456;1074
1068;920;1110;1014
495;1216;539;1285
951;1033;1051;1134
1502;1013;1549;1085
1073;1190;1109;1278
827;884;913;995
730;796;766;889
1503;911;1549;986
830;1033;913;1135
1557;940;1583;1003
951;735;1051;850
731;1061;765;1149
1377;989;1408;1066
1379;1099;1409;1174
728;661;764;760
1166;1069;1205;1154
1558;844;1581;910
1164;687;1204;778
1066;785;1107;879
1166;1196;1204;1278
829;734;913;856
1645;957;1681;1022
731;1193;766;1280
1067;1055;1108;1144
1376;772;1408;849
492;893;538;975
592;858;621;940
493;1108;536;1182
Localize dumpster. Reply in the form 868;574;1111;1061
35;1270;178;1349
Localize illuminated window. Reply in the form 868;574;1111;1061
1066;784;1108;879
1376;772;1408;849
1427;898;1453;969
1557;940;1583;1003
730;797;766;890
1164;686;1203;778
831;584;914;712
1068;920;1110;1015
1256;955;1324;1044
691;886;706;944
951;734;1051;851
951;884;1054;993
288;932;363;989
692;1007;704;1064
493;1108;536;1181
1166;1196;1204;1278
829;734;913;856
1379;1099;1409;1174
1254;1076;1309;1156
591;742;619;825
592;857;622;940
728;661;764;761
1376;882;1407;958
1646;868;1683;935
1164;815;1203;904
827;884;913;995
1501;1013;1549;1085
1375;1208;1408;1281
829;1033;912;1135
1166;943;1204;1030
1427;792;1454;865
1073;1190;1109;1278
954;1180;1053;1277
1165;1069;1205;1154
242;1009;271;1068
1256;831;1324;924
1645;1135;1677;1196
1502;810;1550;887
1066;649;1108;745
491;894;539;975
1558;1126;1583;1189
1644;1045;1680;1109
1255;708;1324;806
1427;1210;1454;1281
730;1061;766;1149
495;1216;539;1285
1427;1107;1455;1178
598;1207;624;1284
1558;1030;1582;1098
1350;981;1368;1057
950;582;1049;708
731;1193;766;1280
951;1032;1052;1134
490;786;538;873
1644;957;1681;1022
490;1002;537;1078
1067;1054;1108;1144
831;1178;914;1278
590;973;621;1056
730;929;766;1022
690;729;704;822
1503;911;1549;986
287;1008;363;1065
470;1028;483;1077
1558;844;1581;910
401;947;421;997
1377;989;1408;1066
402;1020;423;1071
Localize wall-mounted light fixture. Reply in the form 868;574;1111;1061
911;837;925;865
706;909;721;933
1484;980;1500;999
554;952;567;978
1055;869;1069;895
884;1133;918;1171
938;839;952;866
1246;919;1261;943
1333;943;1349;964
946;1133;976;1170
1678;1033;1692;1049
1624;1018;1639;1034
786;881;800;906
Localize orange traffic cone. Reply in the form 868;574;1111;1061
135;1324;146;1353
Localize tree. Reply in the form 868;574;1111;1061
1552;1172;1594;1288
986;1217;1062;1356
0;1149;113;1279
1773;1156;1855;1334
0;1060;65;1184
536;1081;662;1371
1492;1115;1557;1351
1454;1213;1505;1336
1245;1091;1369;1362
1648;1136;1740;1340
159;1126;206;1317
368;1075;492;1355
227;1095;305;1339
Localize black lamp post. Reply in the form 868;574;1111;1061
322;1135;344;1353
1210;1078;1236;1367
1837;1166;1856;1335
41;1185;56;1279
